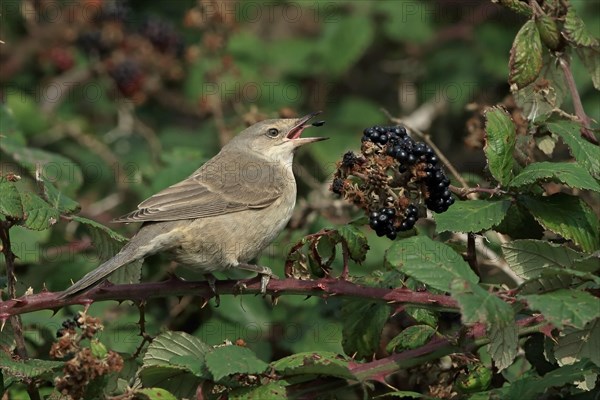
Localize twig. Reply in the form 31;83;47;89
132;301;153;359
558;56;599;145
449;184;507;198
466;233;479;276
340;241;350;280
0;277;461;318
0;221;41;400
381;108;470;189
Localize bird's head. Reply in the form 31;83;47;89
227;112;327;163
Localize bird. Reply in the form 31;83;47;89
61;112;327;298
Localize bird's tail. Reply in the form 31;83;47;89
60;245;140;298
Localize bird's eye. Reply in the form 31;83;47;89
266;128;280;138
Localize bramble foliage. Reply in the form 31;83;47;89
1;1;599;399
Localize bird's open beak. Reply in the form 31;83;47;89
287;111;328;146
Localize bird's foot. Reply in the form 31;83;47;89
204;273;220;307
236;263;277;295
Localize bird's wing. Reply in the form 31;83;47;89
113;151;286;222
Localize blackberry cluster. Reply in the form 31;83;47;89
110;60;144;97
332;124;456;240
140;16;185;56
77;31;111;58
425;168;454;213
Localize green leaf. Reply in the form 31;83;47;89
71;216;127;262
337;225;369;263
135;388;178;400
0;351;63;379
505;360;598;399
434;199;511;233
341;299;390;359
502;239;600;281
140;331;211;398
535;14;560;50
271;351;354;380
547;120;600;179
229;381;288;400
521;194;600;252
451;281;518;371
563;7;599;48
0;136;83;194
375;391;433;399
21;192;59;230
385;236;479;292
484;107;517;186
40;177;80;214
575;47;600;90
554;318;600;367
509;20;543;89
386;325;436;353
317;15;374;77
0;177;23;218
495;204;544;239
497;0;532;17
509;162;600;192
204;345;268;382
524;289;600;329
0;104;26;145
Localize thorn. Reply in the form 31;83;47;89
271;295;279;307
13;298;28;307
51;308;62;316
391;305;405;317
200;298;209;309
304;295;312;300
0;317;6;331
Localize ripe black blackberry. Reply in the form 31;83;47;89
77;31;111;58
341;151;359;168
140;16;185;56
110;60;144;97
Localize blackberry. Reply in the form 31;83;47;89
110;60;144;97
331;177;344;194
77;31;111;58
369;207;398;239
96;1;130;23
342;151;358;168
140;16;185;56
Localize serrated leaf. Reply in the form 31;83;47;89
71;216;127;262
140;331;211;398
451;281;518;371
509;162;600;192
535;14;560;50
484;107;517;185
505;360;598;399
0;136;83;194
385;236;479;292
386;325;436;353
434;199;511;233
0;177;23;218
135;388;177;400
375;391;432;399
502;239;600;282
271;351;354;380
40;178;80;214
547;120;600;179
495;204;544;239
576;47;600;90
342;299;390;359
338;225;369;263
563;7;599;48
204;345;268;382
229;381;288;400
524;289;600;329
509;20;543;89
21;192;59;230
405;307;438;329
521;194;600;252
0;351;63;378
554;318;600;367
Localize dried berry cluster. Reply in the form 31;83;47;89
331;125;454;239
51;312;123;400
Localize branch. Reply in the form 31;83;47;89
558;56;599;145
0;221;41;400
0;277;459;318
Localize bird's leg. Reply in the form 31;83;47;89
236;263;277;294
204;273;220;306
